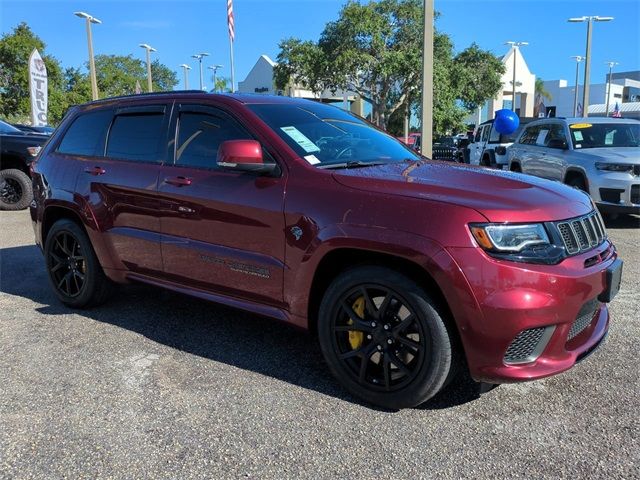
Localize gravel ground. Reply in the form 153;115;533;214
1;210;638;479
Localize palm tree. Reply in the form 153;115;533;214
534;77;552;117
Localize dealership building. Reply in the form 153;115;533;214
542;70;640;120
238;55;366;116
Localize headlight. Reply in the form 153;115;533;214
595;162;634;173
470;223;550;252
27;146;42;157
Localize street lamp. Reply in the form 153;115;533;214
179;64;192;90
191;53;210;90
208;64;223;92
570;56;584;116
568;16;614;118
139;44;156;93
74;11;101;100
605;61;619;117
505;41;528;114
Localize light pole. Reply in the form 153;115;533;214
570;56;584;116
208;64;224;92
420;0;434;158
74;11;101;100
179;64;192;90
505;41;528;114
191;53;210;90
139;44;156;93
605;61;619;117
568;16;614;118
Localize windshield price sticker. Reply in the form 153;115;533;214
281;126;321;153
304;154;321;165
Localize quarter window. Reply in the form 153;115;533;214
106;113;165;162
57;109;113;156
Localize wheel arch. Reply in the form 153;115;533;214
563;167;590;191
306;248;461;348
0;154;29;174
41;204;88;246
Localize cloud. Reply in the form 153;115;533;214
119;20;172;29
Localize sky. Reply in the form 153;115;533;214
1;0;639;91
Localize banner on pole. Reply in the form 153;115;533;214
29;48;48;126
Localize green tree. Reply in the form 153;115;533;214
213;76;231;93
535;77;552;101
0;22;68;124
274;0;504;135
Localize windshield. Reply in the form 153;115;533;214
248;103;420;167
569;122;640;149
0;120;22;134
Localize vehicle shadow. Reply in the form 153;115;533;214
602;213;640;229
0;244;484;412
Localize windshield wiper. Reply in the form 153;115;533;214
318;160;390;170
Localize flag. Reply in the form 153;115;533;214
612;102;622;118
227;0;235;42
28;49;48;126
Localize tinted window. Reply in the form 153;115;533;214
519;124;542;145
58;109;113;156
481;125;490;142
175;112;252;169
106;113;164;162
569;122;640;149
545;124;567;147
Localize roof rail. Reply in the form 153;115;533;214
87;90;208;104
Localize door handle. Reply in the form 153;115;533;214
164;176;192;187
84;166;106;175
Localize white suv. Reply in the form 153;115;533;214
467;118;533;169
508;117;640;215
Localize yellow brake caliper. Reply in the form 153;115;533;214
348;296;365;350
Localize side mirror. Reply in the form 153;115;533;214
217;139;278;174
547;138;568;150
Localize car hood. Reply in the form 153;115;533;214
573;147;640;162
332;161;593;223
0;133;49;144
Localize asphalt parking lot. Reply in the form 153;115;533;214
1;210;638;479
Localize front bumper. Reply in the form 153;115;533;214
446;241;616;384
590;170;640;213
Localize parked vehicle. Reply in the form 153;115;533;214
432;136;461;162
12;124;55;136
31;92;622;409
0;120;49;210
508;117;640;215
467;118;535;168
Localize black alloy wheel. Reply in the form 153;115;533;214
331;285;426;392
318;266;455;409
45;219;113;308
48;231;87;298
0;177;22;204
0;169;33;210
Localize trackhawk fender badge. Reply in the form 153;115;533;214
290;226;303;241
199;254;270;279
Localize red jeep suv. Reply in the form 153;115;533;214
30;92;622;409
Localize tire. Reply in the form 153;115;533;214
510;163;522;172
44;219;113;308
566;175;588;193
0;169;32;210
318;266;454;409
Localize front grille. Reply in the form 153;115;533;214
634;165;640;176
555;211;607;255
631;185;640;204
567;299;599;341
432;147;456;161
504;327;546;364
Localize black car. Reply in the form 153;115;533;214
12;123;55;136
1;120;49;210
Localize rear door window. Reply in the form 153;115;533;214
57;109;113;156
106;109;166;163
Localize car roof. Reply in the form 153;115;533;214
528;117;640;125
75;91;323;109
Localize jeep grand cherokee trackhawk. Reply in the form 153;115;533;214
30;93;622;409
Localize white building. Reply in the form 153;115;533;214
542;71;640;119
466;46;536;125
238;55;365;116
